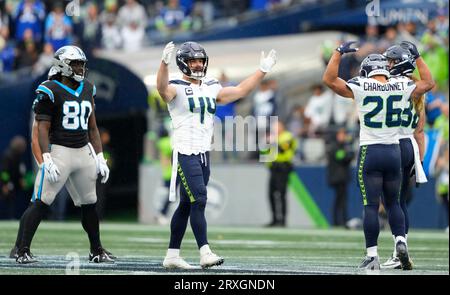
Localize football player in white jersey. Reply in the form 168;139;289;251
157;41;277;269
323;41;434;270
380;42;428;270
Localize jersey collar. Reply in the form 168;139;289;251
54;80;85;97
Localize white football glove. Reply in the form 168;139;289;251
259;49;277;73
42;153;60;183
96;152;110;184
162;41;175;65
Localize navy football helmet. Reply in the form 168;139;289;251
176;42;209;80
359;54;390;78
383;45;416;77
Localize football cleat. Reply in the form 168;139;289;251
200;252;224;269
16;248;38;264
358;256;380;270
89;247;115;263
396;241;413;270
163;256;195;269
381;255;401;269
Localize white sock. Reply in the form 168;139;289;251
200;244;211;256
166;248;180;258
395;235;407;244
392;235;397;256
405;233;408;244
367;246;378;257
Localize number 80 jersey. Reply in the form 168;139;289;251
346;76;416;146
33;79;96;148
167;78;221;155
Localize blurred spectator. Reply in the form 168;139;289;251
329;93;354;128
326;127;354;227
264;121;297;227
378;26;398;52
15;28;38;69
0;136;29;219
80;2;102;55
396;22;419;44
155;125;172;225
117;0;147;52
0;26;15;72
434;102;449;147
425;84;446;127
304;84;332;137
32;42;53;76
96;127;113;220
45;2;73;51
190;1;206;32
220;0;249;17
215;71;238;161
13;0;45;42
421;19;449;89
155;0;190;36
101;11;121;50
253;78;277;118
286;105;309;162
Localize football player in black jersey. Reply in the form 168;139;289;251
15;46;115;264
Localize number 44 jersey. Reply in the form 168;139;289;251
167;78;221;155
346;76;416;146
33;79;96;148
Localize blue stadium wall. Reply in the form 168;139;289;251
295;167;448;230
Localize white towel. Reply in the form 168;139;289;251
407;135;428;184
169;150;178;202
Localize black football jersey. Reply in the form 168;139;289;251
32;79;96;148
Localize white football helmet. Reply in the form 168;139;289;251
52;45;87;82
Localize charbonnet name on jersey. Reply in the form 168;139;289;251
363;81;406;91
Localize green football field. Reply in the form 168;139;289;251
0;221;448;275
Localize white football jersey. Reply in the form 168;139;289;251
346;76;416;146
398;78;420;138
167;77;222;155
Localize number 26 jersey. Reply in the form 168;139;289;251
32;79;96;148
167;78;221;155
346;76;416;146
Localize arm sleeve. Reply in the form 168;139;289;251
33;92;54;121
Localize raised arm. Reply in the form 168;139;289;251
156;42;177;103
322;41;357;99
413;109;426;161
400;41;435;100
217;50;277;104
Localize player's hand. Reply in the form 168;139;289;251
43;153;60;183
96;153;110;184
162;41;175;65
259;49;277;73
400;41;420;60
336;41;359;55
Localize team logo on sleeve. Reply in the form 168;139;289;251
185;87;193;95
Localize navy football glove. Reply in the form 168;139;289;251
400;41;420;60
336;41;359;55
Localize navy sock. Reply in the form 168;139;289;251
169;201;191;249
190;199;208;248
363;204;380;248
